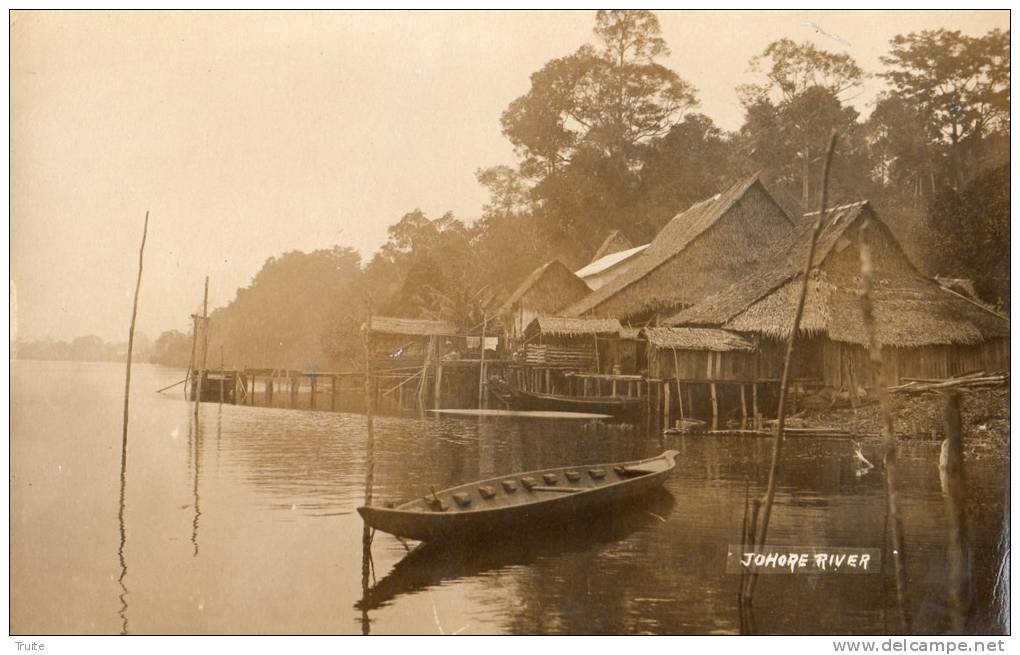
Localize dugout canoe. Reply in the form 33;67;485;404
357;450;679;542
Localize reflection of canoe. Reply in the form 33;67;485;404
488;379;642;416
357;450;678;542
357;488;675;612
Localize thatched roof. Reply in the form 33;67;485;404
642;327;754;352
574;243;649;278
365;316;457;337
591;230;635;261
524;316;622;338
562;174;795;319
669;202;1010;348
497;260;591;316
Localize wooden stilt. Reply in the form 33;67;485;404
663;381;671;432
740;384;748;428
710;383;719;430
310;376;317;410
290;374;297;409
752;383;759;429
331;376;337;411
434;364;443;409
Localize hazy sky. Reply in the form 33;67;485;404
10;10;1008;341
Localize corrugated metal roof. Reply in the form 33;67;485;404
575;244;649;278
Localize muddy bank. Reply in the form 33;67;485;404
798;387;1009;459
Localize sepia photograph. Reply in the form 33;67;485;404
8;7;1012;646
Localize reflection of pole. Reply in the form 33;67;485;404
744;132;838;604
478;313;488;409
859;219;910;632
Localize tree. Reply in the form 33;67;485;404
737;39;865;207
926;162;1009;308
497;11;700;259
739;37;865;105
880;29;1009;189
501;10;698;173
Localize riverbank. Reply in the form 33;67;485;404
798;387;1009;459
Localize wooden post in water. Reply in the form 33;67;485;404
193;276;209;418
186;313;199;401
121;210;149;451
218;347;224;406
478;313;488;409
941;391;971;633
663;381;671;432
331;376;337;411
310;376;317;410
744;131;839;605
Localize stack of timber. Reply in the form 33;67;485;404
523;344;594;369
889;370;1009;395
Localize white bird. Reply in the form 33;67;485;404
853;441;874;477
802;21;852;47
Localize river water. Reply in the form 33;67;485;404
11;360;1009;635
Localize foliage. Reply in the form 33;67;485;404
925;163;1010;308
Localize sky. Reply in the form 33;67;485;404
10;9;1009;342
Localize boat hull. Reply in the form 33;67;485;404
358;451;677;542
488;380;641;416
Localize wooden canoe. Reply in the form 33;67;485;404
357;450;679;542
488;379;642;416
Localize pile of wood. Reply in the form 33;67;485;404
889;370;1009;395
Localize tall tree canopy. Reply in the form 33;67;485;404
501;10;698;173
879;28;1010;190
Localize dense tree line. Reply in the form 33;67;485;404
148;11;1008;371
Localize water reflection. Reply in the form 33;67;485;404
9;362;1010;635
191;415;202;557
357;490;676;614
116;425;130;635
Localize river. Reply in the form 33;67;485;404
10;360;1008;635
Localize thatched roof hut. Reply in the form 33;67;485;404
365;316;457;337
562;174;796;322
642;327;754;352
668;202;1009;347
524;316;622;339
668;201;1010;384
497;260;592;344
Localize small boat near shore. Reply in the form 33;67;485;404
487;379;642;416
357;450;679;542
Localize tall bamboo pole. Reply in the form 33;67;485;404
744;132;838;603
859;218;911;631
193;277;209;417
121;210;149;445
117;209;147;636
